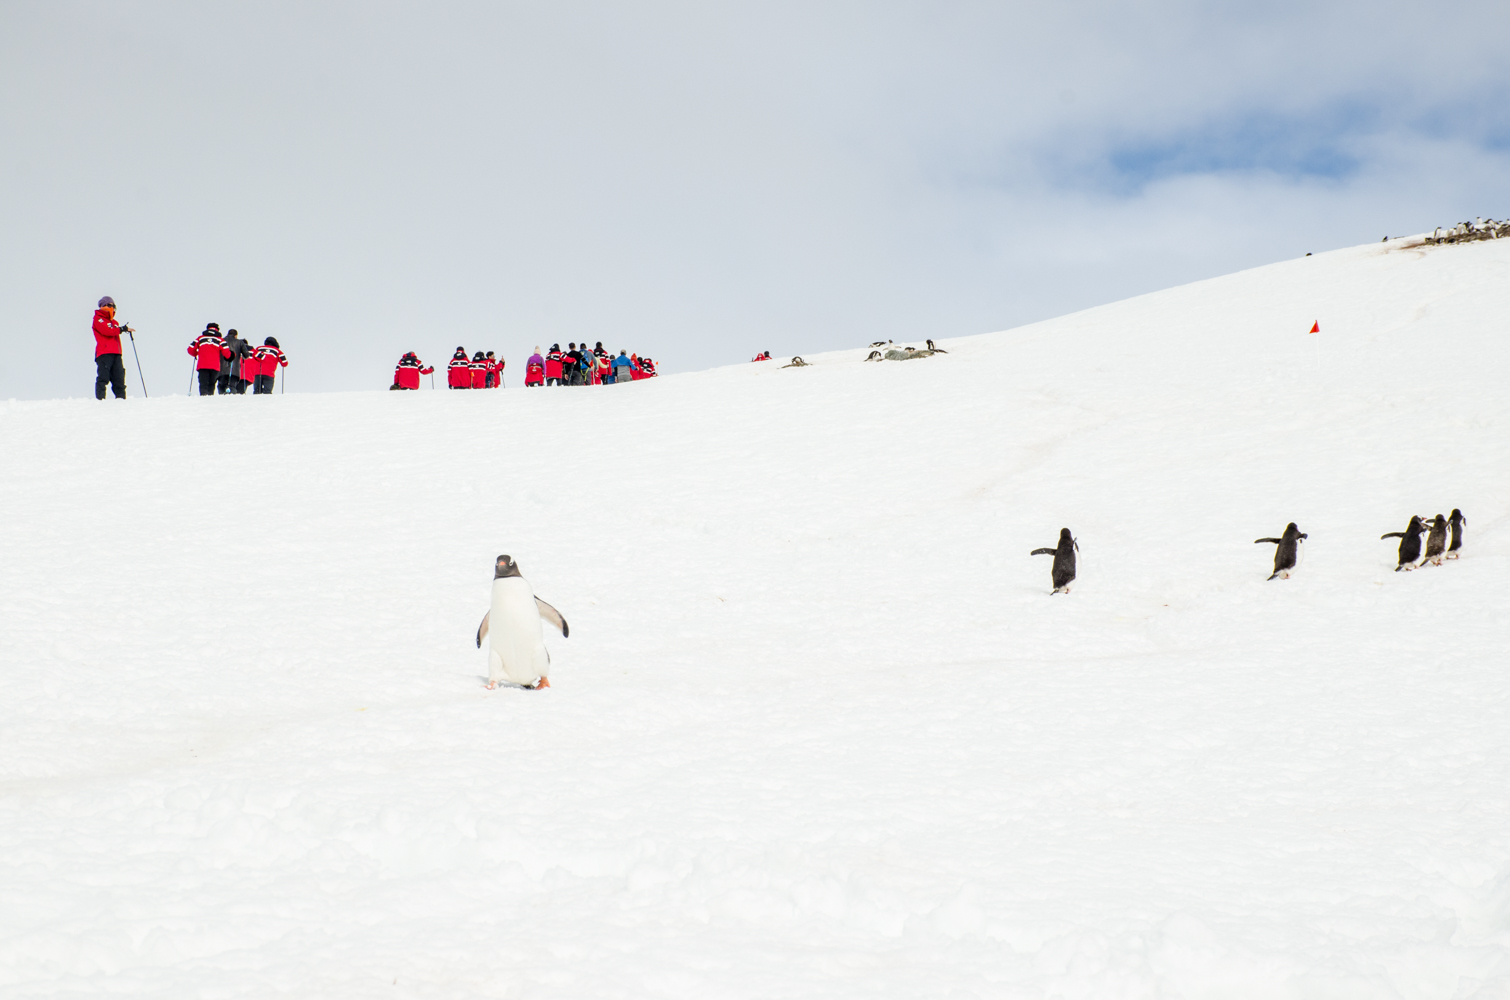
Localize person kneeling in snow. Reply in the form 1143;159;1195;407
525;347;545;387
391;351;432;390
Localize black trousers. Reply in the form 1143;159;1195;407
254;374;276;394
234;378;250;394
216;373;231;394
198;369;218;395
95;354;125;399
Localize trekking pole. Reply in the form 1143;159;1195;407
430;372;435;389
123;325;148;397
280;365;285;394
188;360;195;396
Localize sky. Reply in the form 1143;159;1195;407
1;1;1507;399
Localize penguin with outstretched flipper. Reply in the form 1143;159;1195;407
1447;509;1466;559
1421;514;1450;566
475;554;569;690
1254;522;1307;580
1380;516;1427;571
1030;528;1078;594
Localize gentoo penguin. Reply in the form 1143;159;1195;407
475;554;569;690
1030;528;1078;593
925;339;947;353
1254;522;1307;580
1447;509;1466;559
1421;514;1449;566
1380;516;1427;571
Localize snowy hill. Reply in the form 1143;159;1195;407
3;237;1510;997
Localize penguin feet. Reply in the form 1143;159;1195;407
1447;552;1460;560
485;680;498;690
531;677;551;690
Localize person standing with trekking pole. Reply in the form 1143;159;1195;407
91;296;129;400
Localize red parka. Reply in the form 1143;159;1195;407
545;350;564;381
394;355;433;390
469;360;487;389
188;331;232;371
447;354;471;388
92;309;122;358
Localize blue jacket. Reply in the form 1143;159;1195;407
613;354;631;369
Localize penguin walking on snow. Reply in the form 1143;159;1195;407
475;554;569;690
1254;522;1307;580
1447;509;1466;559
1421;514;1449;566
1380;516;1427;571
1030;528;1078;593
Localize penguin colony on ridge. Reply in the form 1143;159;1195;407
476;555;569;690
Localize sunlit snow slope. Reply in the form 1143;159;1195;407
3;237;1509;998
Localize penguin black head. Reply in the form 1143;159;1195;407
1407;515;1425;533
1450;509;1465;524
1282;522;1306;540
494;555;522;579
1059;528;1073;542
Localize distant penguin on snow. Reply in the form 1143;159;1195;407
1421;514;1449;566
1030;528;1078;593
476;554;569;690
1380;516;1427;571
1447;509;1466;559
1254;522;1307;580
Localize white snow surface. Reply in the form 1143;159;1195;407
4;238;1510;997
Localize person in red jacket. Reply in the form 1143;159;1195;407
640;357;657;376
525;346;545;387
187;323;232;396
469;351;488;388
446;347;471;389
391;351;433;390
485;351;502;387
253;337;287;394
92;296;127;400
544;344;565;386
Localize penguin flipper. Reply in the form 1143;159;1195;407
476;611;490;649
1380;532;1404;539
535;597;569;637
1029;548;1055;556
1254;538;1281;544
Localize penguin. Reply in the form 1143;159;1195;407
1379;516;1427;571
925;339;947;353
1030;528;1078;593
1254;522;1307;580
1421;514;1449;566
1447;508;1466;559
475;554;569;690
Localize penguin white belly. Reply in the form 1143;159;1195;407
488;577;550;686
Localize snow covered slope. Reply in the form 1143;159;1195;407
3;237;1509;997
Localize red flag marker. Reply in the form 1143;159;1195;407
1308;322;1320;334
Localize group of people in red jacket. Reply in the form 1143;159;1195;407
186;323;287;395
388;348;503;390
88;297;287;399
445;347;505;389
524;342;657;387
